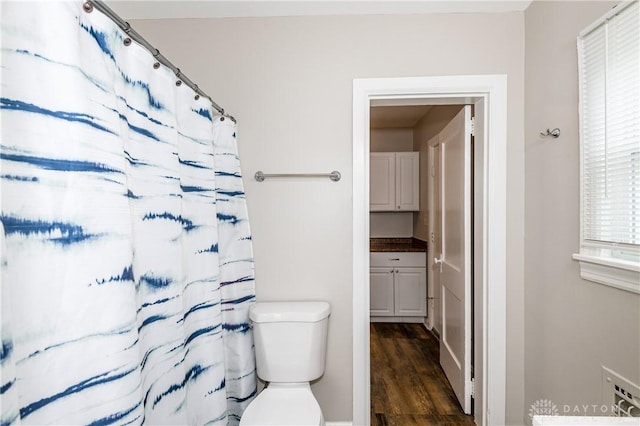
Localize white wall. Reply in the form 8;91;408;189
524;1;640;424
370;213;413;238
370;128;413;152
132;12;525;423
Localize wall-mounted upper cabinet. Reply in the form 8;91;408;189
370;152;419;211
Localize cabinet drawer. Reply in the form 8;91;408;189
370;252;426;268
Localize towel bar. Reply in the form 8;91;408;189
254;171;341;182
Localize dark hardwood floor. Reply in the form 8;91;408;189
370;323;475;426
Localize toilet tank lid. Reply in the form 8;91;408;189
250;301;331;323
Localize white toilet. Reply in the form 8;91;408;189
240;301;331;426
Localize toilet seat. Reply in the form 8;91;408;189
240;383;324;426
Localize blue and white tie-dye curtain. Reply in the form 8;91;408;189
0;2;256;425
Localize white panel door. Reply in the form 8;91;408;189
394;267;427;316
370;267;394;316
395;152;419;211
370;153;395;211
438;106;472;414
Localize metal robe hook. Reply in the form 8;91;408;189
540;128;561;138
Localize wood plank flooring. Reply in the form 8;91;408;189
370;323;475;426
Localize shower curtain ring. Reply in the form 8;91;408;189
123;22;131;33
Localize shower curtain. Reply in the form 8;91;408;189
0;2;256;425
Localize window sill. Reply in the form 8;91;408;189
572;253;640;294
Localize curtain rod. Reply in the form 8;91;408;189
83;0;236;123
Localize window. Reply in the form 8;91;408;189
573;0;640;293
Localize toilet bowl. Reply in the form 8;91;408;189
239;383;324;426
239;301;330;426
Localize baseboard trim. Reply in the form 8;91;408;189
370;316;425;323
326;422;353;426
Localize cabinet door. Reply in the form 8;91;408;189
370;153;395;211
396;152;419;211
370;267;395;316
394;267;427;316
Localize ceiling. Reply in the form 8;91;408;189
107;1;532;20
370;105;434;129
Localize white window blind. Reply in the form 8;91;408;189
578;0;640;255
574;0;640;294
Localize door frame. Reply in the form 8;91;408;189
427;139;440;332
352;75;507;426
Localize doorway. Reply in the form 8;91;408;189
369;102;474;423
353;75;508;426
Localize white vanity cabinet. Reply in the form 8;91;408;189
370;252;427;321
370;152;419;211
370;267;395;316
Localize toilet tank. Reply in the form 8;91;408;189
250;301;330;383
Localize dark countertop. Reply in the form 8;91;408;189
370;238;428;253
